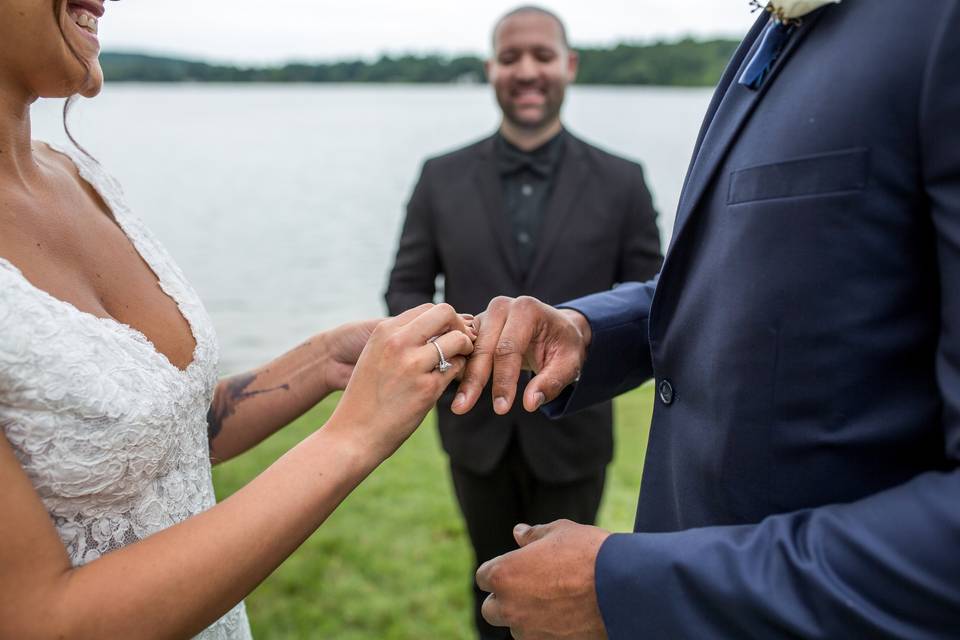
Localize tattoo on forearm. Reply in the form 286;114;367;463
206;373;290;444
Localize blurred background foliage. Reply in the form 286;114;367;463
101;39;738;86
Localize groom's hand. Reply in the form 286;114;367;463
451;296;591;415
476;520;611;639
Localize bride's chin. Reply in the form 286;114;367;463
72;63;104;98
58;33;104;97
79;76;104;98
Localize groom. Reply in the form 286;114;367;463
453;0;960;637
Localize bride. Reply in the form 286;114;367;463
0;1;476;638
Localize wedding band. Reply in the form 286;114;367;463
429;336;452;373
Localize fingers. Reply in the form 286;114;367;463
513;521;556;547
386;303;435;328
419;330;474;372
481;593;508;629
452;299;512;415
457;313;479;343
475;555;499;594
379;304;476;390
438;355;467;386
489;302;538;414
396;303;475;346
395;299;566;417
522;352;582;412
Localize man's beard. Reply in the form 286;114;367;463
499;89;565;131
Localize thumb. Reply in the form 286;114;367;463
524;355;581;412
513;522;548;547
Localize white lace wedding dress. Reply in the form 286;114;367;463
0;144;252;639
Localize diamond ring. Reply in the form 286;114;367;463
428;336;452;373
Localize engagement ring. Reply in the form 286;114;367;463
429;336;452;373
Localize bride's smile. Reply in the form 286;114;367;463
67;0;103;41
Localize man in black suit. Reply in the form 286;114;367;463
384;6;661;639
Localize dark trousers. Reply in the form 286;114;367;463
449;435;606;640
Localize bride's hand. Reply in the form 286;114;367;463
322;319;382;392
327;304;476;459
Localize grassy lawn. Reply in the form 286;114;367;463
212;381;655;639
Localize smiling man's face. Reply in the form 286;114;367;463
486;11;578;132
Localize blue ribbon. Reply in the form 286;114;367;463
738;20;796;90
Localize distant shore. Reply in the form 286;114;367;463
102;38;739;87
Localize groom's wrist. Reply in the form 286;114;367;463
560;308;593;351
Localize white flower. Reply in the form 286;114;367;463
768;0;841;20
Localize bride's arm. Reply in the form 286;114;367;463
206;319;381;464
0;304;473;640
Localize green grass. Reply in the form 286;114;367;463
212;382;655;639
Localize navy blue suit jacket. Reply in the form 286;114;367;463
545;1;960;636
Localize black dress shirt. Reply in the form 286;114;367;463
494;130;567;278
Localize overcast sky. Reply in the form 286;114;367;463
97;1;759;65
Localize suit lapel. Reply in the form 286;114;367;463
677;13;770;210
525;136;588;285
668;10;827;251
475;137;522;282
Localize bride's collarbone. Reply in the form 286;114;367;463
0;180;197;371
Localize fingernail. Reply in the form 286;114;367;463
533;392;545;409
494;397;509;414
454;392;466;408
514;524;530;536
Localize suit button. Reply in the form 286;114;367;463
658;379;674;405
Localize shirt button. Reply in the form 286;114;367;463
517;231;531;244
521;184;533;196
658;379;674;405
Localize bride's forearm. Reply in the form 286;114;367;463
0;306;471;640
45;423;376;640
208;334;336;463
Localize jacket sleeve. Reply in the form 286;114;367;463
542;279;658;418
594;6;960;638
384;161;441;316
616;164;663;283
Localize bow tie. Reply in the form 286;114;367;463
496;144;555;178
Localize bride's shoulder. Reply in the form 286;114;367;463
34;139;87;168
32;140;87;183
32;139;70;165
33;140;124;200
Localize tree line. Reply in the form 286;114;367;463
101;38;739;87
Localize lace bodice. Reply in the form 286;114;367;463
0;144;251;639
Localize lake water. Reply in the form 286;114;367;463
31;84;713;373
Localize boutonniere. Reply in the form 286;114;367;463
739;0;841;89
750;0;841;26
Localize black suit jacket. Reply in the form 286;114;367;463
385;131;662;482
